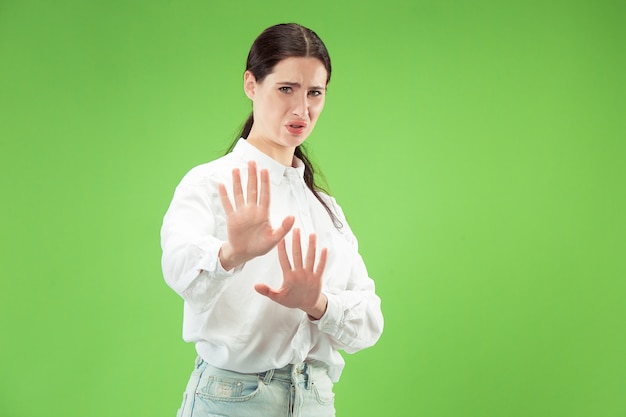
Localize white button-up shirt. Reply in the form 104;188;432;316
161;139;383;381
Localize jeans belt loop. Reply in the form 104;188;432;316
262;368;275;385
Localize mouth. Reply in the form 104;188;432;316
286;122;307;135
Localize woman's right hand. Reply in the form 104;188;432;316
218;160;295;271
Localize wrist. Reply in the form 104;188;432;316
305;294;328;321
219;242;246;271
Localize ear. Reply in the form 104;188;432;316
243;71;256;100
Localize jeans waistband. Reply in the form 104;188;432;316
259;361;326;389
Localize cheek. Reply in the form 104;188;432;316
310;100;325;119
265;97;287;116
255;97;280;121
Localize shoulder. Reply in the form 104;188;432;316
317;192;341;215
316;191;359;246
317;192;348;221
177;152;244;188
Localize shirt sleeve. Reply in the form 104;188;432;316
160;181;243;314
313;251;384;353
310;198;384;353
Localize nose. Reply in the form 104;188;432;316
292;93;309;119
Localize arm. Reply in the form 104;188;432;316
161;160;295;313
315;198;383;352
254;235;383;352
160;179;235;314
254;195;384;353
315;250;384;353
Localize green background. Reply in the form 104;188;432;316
1;0;624;416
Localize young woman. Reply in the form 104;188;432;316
161;23;383;417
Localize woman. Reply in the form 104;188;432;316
161;23;383;417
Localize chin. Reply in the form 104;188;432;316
282;133;309;147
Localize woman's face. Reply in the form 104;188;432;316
244;57;328;159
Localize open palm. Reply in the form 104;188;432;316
218;160;294;270
255;228;329;319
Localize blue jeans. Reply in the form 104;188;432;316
176;357;336;417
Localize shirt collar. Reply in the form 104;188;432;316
232;138;306;185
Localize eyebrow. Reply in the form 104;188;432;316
277;81;326;90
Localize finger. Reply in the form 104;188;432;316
254;283;283;301
218;183;234;216
246;160;258;205
305;233;317;270
259;168;270;211
277;239;292;272
271;215;295;245
231;168;245;208
292;228;303;269
254;283;271;297
315;248;328;277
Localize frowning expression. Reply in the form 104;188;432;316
244;57;328;159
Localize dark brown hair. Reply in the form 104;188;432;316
227;23;341;228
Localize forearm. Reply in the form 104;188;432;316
314;290;383;352
162;239;241;313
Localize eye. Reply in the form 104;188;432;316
308;90;323;97
279;86;292;94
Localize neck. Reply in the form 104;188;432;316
246;135;295;167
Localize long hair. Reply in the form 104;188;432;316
227;23;341;228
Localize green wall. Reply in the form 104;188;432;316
1;1;624;416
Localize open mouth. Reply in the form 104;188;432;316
286;123;307;134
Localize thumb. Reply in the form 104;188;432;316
254;283;272;297
254;283;282;303
272;216;295;243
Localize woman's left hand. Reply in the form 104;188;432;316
254;228;329;320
